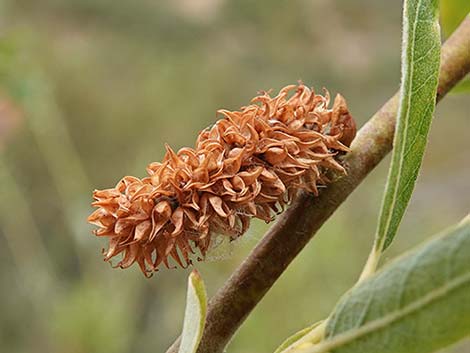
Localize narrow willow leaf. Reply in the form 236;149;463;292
300;217;470;353
376;0;441;251
274;321;324;353
178;270;208;353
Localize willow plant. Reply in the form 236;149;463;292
87;1;470;353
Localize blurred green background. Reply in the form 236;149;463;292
0;1;468;352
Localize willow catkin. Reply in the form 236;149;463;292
88;84;356;277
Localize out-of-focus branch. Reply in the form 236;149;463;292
166;16;470;353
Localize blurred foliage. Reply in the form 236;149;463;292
0;1;469;353
51;280;137;353
451;76;470;93
441;0;470;37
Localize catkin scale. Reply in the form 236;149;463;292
88;84;356;276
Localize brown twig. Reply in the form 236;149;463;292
166;16;470;353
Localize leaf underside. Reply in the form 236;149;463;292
178;270;208;353
322;218;470;353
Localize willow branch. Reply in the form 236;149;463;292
166;16;470;353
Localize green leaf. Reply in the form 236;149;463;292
300;217;470;353
178;270;208;353
376;0;441;252
441;0;470;37
274;321;324;353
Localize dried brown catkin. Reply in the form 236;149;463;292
88;84;356;277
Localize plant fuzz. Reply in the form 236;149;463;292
88;84;356;276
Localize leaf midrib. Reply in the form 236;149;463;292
378;0;425;250
303;269;470;353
